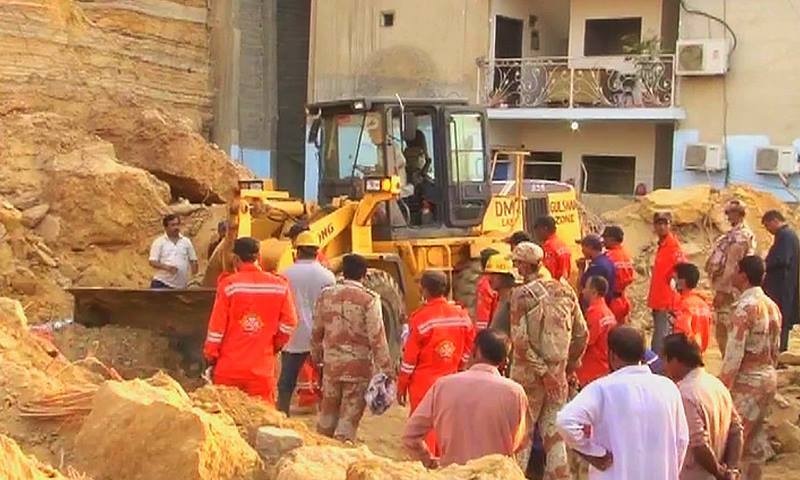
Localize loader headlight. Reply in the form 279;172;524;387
364;176;401;194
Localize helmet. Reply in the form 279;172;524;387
511;242;544;265
294;230;320;248
484;254;513;274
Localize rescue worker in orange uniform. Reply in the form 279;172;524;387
648;211;686;355
601;225;636;324
533;216;572;281
398;270;476;455
672;262;713;353
204;237;298;404
576;276;617;387
475;248;500;330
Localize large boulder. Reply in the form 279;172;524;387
0;434;69;480
89;107;245;203
74;374;263;480
40;139;170;249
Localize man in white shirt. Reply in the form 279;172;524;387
149;214;198;289
556;326;689;480
277;230;336;416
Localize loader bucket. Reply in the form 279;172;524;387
68;287;215;338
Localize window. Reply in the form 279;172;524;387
584;18;642;56
582;155;636;194
524;152;562;181
321;112;385;180
381;11;395;27
448;113;486;183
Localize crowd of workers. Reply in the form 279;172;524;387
148;198;800;480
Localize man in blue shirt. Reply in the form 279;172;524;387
577;234;616;307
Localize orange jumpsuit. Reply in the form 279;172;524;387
576;297;617;386
204;263;298;404
475;274;498;330
398;297;476;453
606;244;635;324
542;234;572;281
673;289;713;353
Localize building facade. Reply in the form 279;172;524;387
305;0;800;200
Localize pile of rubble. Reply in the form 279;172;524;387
601;184;800;330
1;295;525;480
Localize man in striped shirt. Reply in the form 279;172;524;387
203;237;298;404
397;270;475;455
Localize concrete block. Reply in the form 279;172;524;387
255;426;304;461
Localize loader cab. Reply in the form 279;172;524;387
308;98;492;239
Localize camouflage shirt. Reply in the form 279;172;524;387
719;286;781;388
311;279;393;382
706;223;757;295
509;273;588;394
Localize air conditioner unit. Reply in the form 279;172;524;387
676;39;729;76
684;143;726;171
754;146;799;175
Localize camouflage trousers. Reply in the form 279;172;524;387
516;380;572;480
715;294;735;358
316;376;369;442
731;370;777;480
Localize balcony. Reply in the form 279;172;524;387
478;55;683;120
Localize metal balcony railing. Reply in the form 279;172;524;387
478;55;676;109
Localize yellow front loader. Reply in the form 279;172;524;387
70;98;583;369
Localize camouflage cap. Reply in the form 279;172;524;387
511;241;544;265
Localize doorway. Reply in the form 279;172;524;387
493;16;524;106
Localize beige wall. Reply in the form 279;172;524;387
569;0;663;58
308;0;489;102
678;0;800;145
491;0;569;57
490;120;657;191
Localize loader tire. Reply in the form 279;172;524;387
363;269;406;363
453;259;481;319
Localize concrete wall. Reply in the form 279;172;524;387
673;0;800;200
308;0;490;102
210;0;276;179
569;0;663;57
489;120;657;192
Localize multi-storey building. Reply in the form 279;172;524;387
305;0;800;200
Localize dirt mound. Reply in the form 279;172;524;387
52;324;200;389
275;446;524;480
74;374;263;480
0;434;69;480
191;385;337;447
0;296;99;468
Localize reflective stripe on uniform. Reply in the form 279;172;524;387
224;282;287;297
400;361;415;374
207;331;224;343
279;322;294;334
417;316;471;334
476;321;489;330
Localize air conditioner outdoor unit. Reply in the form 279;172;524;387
754;146;799;175
676;39;729;76
684;143;726;171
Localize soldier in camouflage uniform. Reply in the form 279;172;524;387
720;255;781;480
310;254;393;442
510;242;588;480
706;199;757;356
